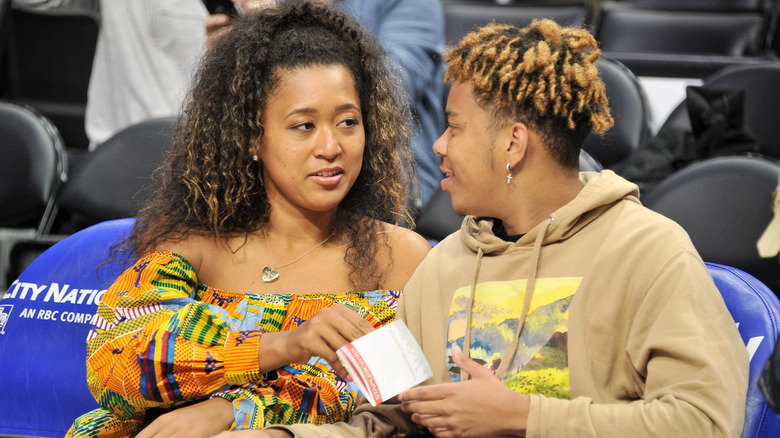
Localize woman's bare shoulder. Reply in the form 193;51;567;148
153;233;215;274
379;222;431;290
380;222;431;254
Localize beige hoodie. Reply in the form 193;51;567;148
276;170;748;437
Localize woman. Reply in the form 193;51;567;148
66;2;431;436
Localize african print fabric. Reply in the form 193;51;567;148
66;251;400;437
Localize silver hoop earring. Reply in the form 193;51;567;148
506;162;513;184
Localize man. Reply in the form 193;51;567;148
261;18;749;438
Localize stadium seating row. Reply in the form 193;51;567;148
0;103;176;291
443;0;780;77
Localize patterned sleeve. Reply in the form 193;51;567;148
85;251;265;418
211;289;404;431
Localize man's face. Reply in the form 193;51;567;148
433;81;504;217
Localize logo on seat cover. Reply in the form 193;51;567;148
0;304;13;335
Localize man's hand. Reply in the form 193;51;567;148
398;346;530;437
135;398;234;438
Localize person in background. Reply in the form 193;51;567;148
12;0;209;149
210;0;446;212
239;18;749;438
760;334;780;415
757;173;780;260
758;174;780;417
65;3;430;436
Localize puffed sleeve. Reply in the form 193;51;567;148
85;251;266;418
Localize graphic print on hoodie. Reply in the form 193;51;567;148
446;277;581;399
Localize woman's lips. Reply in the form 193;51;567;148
310;169;344;186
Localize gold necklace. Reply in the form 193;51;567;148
261;228;335;283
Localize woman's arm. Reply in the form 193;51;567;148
89;250;379;422
86;252;267;417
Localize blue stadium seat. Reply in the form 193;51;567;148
707;262;780;438
0;219;134;437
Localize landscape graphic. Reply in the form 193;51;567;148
446;277;582;399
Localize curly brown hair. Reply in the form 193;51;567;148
120;1;414;289
444;19;614;168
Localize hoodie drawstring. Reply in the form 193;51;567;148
460;246;484;382
461;216;554;381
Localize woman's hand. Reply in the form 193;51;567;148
259;304;375;380
135;398;234;438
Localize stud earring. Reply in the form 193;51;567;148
252;154;259;162
506;162;513;184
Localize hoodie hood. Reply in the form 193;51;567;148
457;170;641;381
461;170;640;254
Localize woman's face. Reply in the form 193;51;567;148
258;64;365;215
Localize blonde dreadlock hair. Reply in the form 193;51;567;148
444;19;614;168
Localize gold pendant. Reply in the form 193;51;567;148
262;267;279;283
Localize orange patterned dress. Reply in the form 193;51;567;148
66;251;400;437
